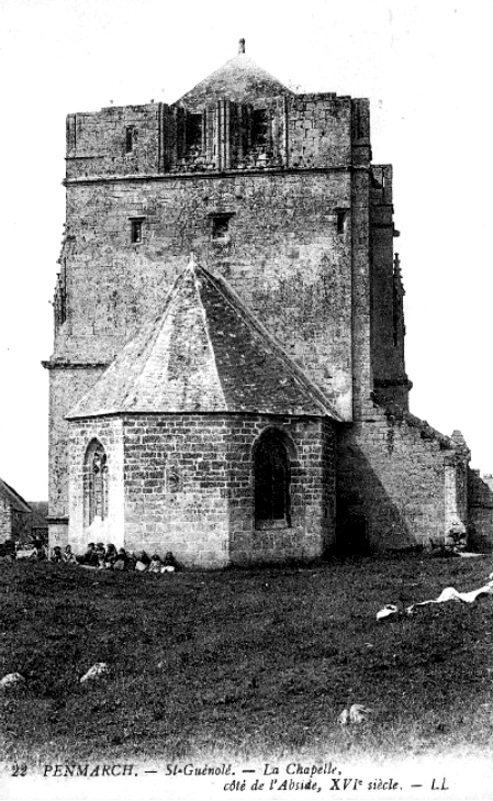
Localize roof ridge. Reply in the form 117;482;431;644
0;478;31;513
119;267;189;409
195;263;340;419
191;266;229;411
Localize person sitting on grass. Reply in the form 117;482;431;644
134;550;150;572
113;547;130;571
79;542;98;567
104;543;118;568
148;553;163;573
95;543;107;569
50;545;63;563
30;540;47;561
161;551;178;573
63;544;77;564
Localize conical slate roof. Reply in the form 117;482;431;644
178;40;292;107
67;258;338;420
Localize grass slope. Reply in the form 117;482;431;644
1;555;493;764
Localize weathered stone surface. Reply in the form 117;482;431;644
80;663;109;684
68;412;336;568
46;42;485;559
0;673;25;689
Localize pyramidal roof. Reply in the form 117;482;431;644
178;39;292;106
67;257;338;420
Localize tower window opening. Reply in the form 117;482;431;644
251;108;269;148
186;113;203;153
336;210;347;234
211;213;233;242
125;126;136;154
130;217;145;244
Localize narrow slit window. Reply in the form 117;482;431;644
125;126;135;154
84;440;108;526
130;217;145;244
336;210;347;234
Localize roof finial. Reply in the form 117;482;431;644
238;38;245;54
188;252;197;270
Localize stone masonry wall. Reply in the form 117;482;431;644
228;415;336;565
66;105;160;179
57;170;356;419
68;417;125;554
50;167;359;541
337;401;468;550
350;167;372;418
370;165;410;408
47;365;106;533
50;86;377;548
468;469;493;551
0;494;12;541
65;94;370;178
118;413;334;568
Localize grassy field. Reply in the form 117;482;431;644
1;554;493;766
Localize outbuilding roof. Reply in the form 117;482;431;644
0;479;31;514
67;257;339;420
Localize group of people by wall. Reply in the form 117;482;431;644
51;542;178;573
0;538;179;573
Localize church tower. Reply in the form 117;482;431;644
45;41;468;561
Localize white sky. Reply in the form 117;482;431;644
0;0;492;501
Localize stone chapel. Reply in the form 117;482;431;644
44;40;492;567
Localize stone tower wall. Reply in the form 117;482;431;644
370;165;410;408
48;70;415;551
337;402;469;550
57;171;356;406
468;469;493;552
46;364;106;538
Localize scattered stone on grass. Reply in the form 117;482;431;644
376;604;399;621
0;672;25;690
339;704;373;725
80;662;109;684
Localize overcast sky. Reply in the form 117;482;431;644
0;0;492;501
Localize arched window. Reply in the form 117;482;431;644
254;429;291;526
83;440;108;526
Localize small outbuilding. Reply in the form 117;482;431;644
0;479;31;542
